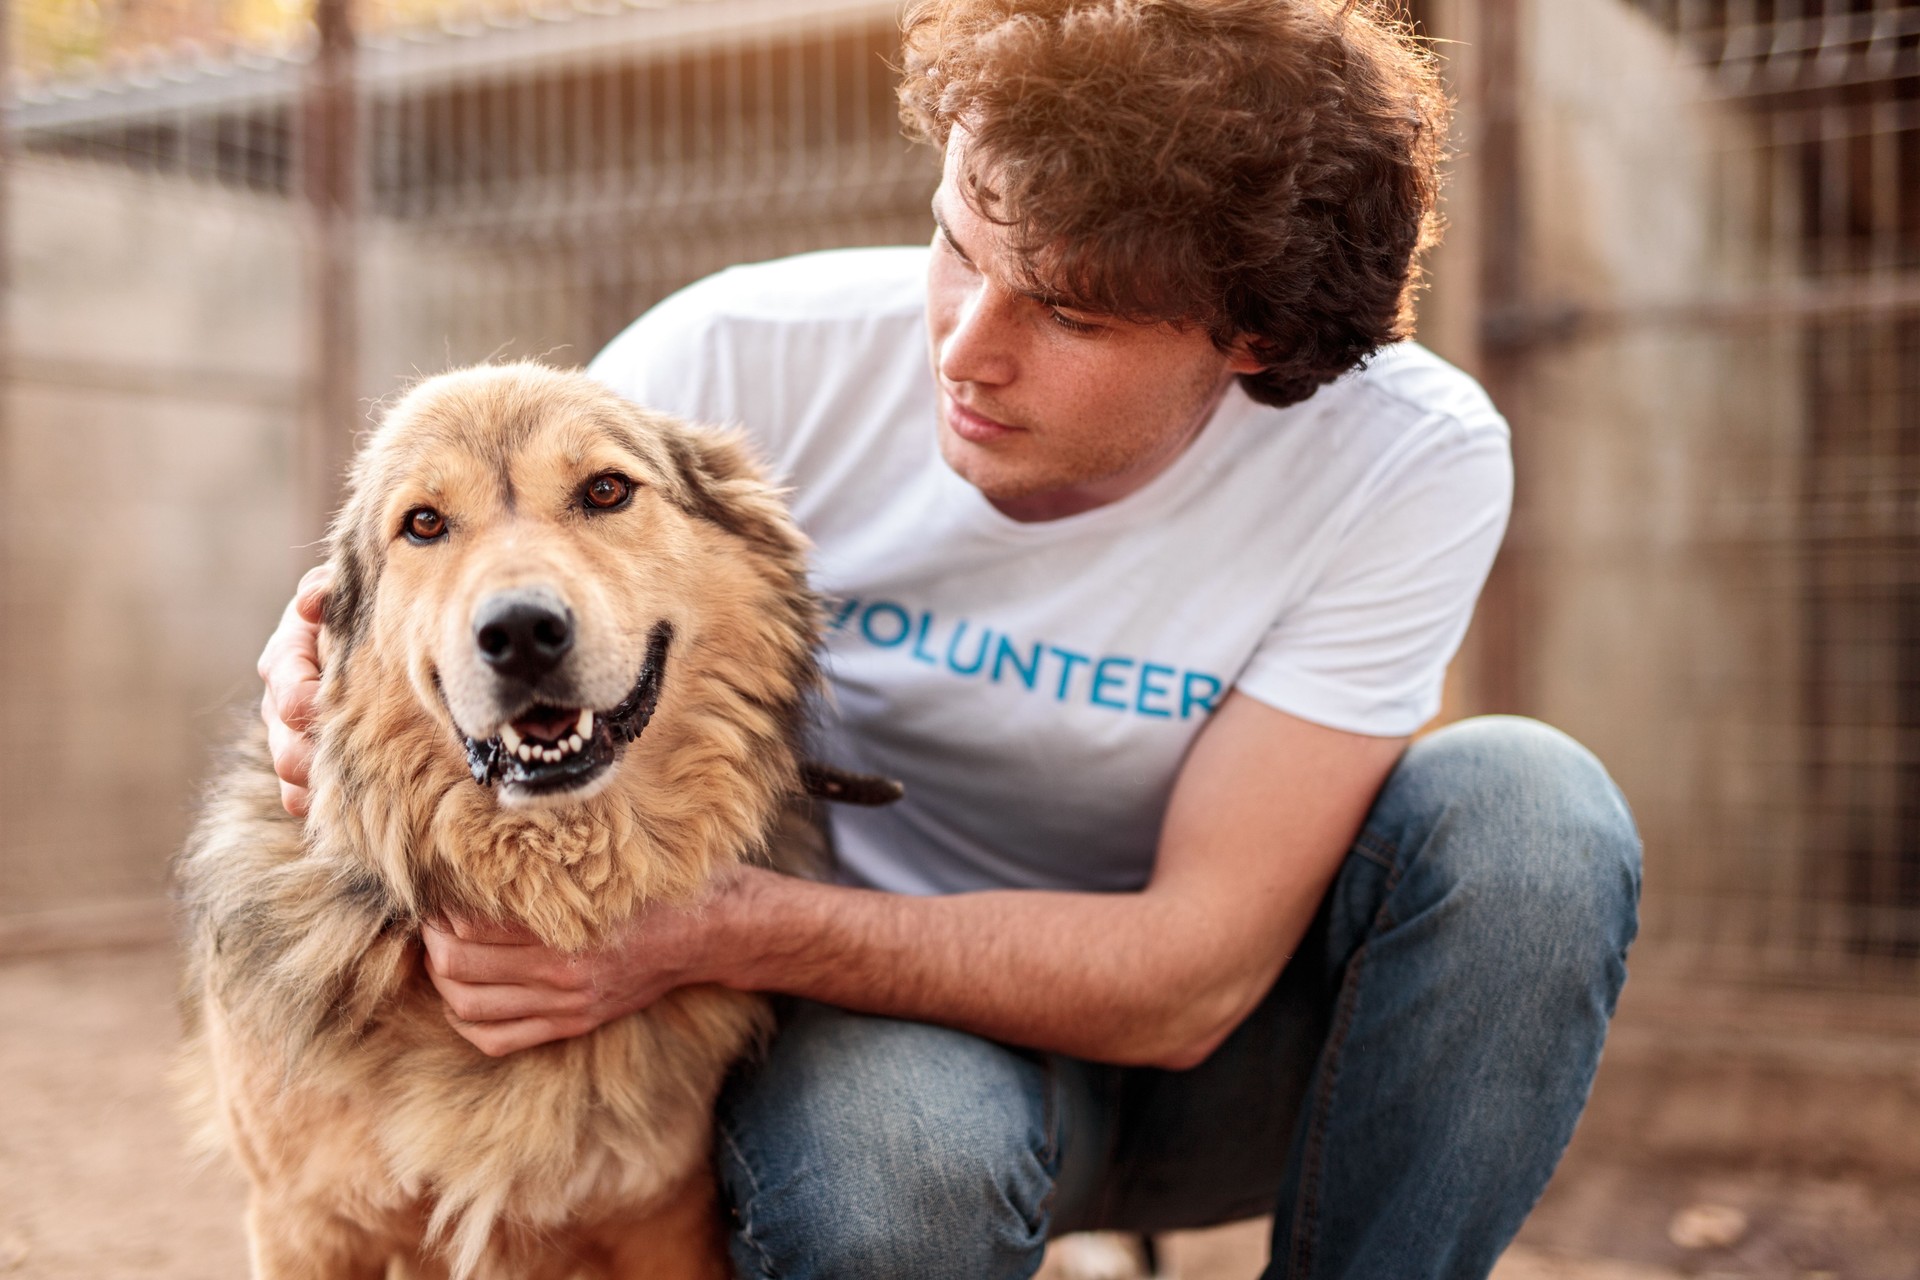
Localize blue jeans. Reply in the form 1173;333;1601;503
716;717;1642;1279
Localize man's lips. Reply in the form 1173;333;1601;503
943;392;1023;445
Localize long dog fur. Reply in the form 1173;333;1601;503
177;363;820;1279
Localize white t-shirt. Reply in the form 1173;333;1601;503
588;247;1511;896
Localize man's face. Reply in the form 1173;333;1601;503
925;131;1261;522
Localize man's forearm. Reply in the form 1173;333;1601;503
700;867;1296;1069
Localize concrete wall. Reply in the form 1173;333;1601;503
1;159;309;927
0;4;1808;971
0;148;937;939
1426;0;1809;968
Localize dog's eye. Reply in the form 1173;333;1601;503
403;507;448;543
584;473;632;511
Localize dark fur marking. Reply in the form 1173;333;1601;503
322;533;379;659
660;433;772;549
799;762;905;807
608;622;673;743
338;868;404;928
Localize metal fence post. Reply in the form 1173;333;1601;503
1471;0;1531;717
300;0;358;551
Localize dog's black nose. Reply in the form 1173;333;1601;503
473;591;575;683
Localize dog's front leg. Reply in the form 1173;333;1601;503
246;1193;389;1280
600;1172;731;1280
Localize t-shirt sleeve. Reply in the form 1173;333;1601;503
586;278;744;430
1234;413;1513;736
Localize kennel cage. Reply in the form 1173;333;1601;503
2;0;1917;1010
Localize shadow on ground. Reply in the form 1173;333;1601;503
3;944;1916;1279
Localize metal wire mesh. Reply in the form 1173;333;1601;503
9;0;937;374
2;0;1916;1000
1481;0;1920;989
0;0;937;920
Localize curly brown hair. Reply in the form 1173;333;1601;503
897;0;1448;408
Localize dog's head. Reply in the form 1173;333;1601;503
307;363;818;938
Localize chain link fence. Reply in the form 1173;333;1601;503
1457;0;1920;994
3;0;1917;1012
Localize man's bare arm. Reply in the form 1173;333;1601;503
259;573;1403;1065
426;692;1405;1067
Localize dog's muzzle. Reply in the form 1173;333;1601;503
461;621;673;797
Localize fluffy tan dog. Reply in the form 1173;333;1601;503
177;363;826;1279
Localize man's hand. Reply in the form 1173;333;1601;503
258;565;332;816
422;872;752;1056
429;698;1405;1068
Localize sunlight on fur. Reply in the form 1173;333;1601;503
176;363;821;1280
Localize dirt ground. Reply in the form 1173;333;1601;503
3;944;1917;1279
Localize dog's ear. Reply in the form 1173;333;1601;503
319;470;382;659
321;539;377;657
660;423;809;563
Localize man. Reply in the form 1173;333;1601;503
259;1;1641;1275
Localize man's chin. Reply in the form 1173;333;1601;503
938;435;1114;522
938;429;1044;500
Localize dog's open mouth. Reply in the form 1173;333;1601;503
461;622;673;797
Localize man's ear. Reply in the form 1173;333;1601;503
1223;336;1267;377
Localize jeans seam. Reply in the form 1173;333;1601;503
1037;1052;1061;1171
1287;948;1357;1278
1031;1052;1064;1237
1083;1066;1129;1231
1288;860;1401;1280
718;1119;781;1279
1353;831;1397;870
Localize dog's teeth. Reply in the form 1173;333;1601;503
577;709;593;738
500;724;523;752
517;744;534;762
566;734;583;752
547;747;564;762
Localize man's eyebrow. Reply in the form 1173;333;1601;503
930;199;1091;314
930;202;975;267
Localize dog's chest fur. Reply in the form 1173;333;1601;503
180;733;768;1265
179;367;824;1277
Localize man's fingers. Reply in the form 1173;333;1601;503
259;568;330;733
264;682;316;815
262;638;323;734
431;974;589;1023
439;915;541;947
422;924;551;984
420;920;589;991
258;572;326;680
278;780;312;819
294;564;334;624
266;707;313;792
443;1009;583;1057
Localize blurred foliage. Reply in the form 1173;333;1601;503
8;0;513;81
11;0;308;77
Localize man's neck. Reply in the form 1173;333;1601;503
986;374;1237;523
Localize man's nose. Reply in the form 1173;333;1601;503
938;282;1018;387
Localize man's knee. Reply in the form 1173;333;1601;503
718;1005;1056;1278
1370;716;1642;980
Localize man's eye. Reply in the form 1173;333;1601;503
584;473;633;510
403;507;447;543
1049;310;1101;335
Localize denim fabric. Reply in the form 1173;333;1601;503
715;717;1642;1279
